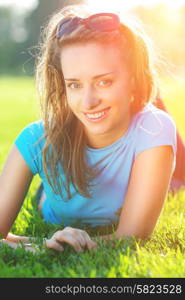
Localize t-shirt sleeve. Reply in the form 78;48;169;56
135;109;177;161
14;121;44;175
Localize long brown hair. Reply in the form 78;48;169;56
35;4;157;200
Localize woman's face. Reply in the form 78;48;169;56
61;42;134;148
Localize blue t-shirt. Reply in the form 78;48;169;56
14;103;177;227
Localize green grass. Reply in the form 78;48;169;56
0;77;185;278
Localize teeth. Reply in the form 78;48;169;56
86;110;105;119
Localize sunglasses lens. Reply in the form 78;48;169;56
88;14;119;31
56;17;81;38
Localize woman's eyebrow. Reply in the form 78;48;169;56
64;72;115;81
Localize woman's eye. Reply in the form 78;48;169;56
67;82;81;89
98;80;112;87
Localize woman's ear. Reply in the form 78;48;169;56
130;77;135;104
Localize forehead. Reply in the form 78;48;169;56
60;42;128;77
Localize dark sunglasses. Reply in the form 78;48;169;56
56;13;120;39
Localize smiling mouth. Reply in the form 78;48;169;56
84;107;110;122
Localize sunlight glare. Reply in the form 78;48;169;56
86;0;185;12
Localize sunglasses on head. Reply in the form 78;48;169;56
56;13;120;39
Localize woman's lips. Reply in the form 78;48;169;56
84;107;110;123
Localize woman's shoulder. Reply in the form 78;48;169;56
22;119;44;133
14;120;45;175
132;102;177;158
133;102;176;135
14;119;45;148
18;120;45;138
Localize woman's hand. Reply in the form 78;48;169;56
44;226;97;252
0;239;38;253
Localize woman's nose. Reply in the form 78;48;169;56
82;87;101;110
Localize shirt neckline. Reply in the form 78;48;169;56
86;114;135;153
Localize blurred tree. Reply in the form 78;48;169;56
24;0;85;75
0;7;23;75
0;0;84;76
23;0;60;75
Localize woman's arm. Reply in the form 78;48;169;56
0;145;33;238
0;145;97;253
101;145;174;241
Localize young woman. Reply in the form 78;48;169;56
0;5;179;252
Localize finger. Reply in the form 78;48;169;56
78;232;89;248
63;235;83;253
82;231;97;250
69;230;95;251
86;240;97;250
6;233;30;243
1;240;18;249
65;227;86;248
55;232;83;253
0;240;40;254
45;239;64;252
